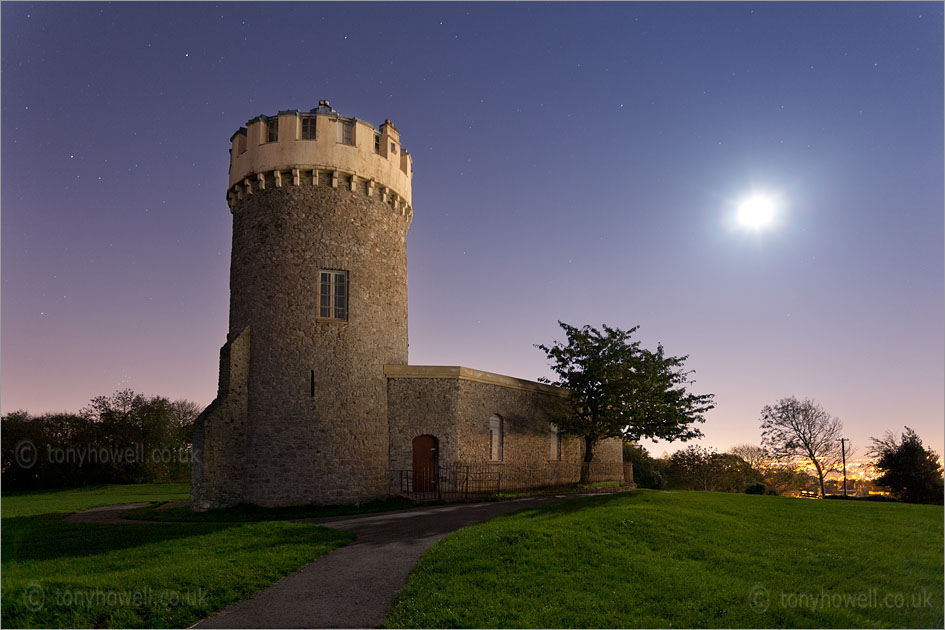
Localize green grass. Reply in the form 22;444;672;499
1;483;192;517
122;497;413;522
1;484;353;628
488;480;629;500
384;490;944;628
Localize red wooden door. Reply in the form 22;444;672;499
412;435;438;493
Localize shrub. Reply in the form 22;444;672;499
1;390;199;491
638;469;665;490
746;483;767;495
623;442;667;489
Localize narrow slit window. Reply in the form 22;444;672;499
318;270;348;321
267;117;279;143
489;415;503;461
550;423;562;461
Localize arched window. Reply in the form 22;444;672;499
489;414;503;461
550;423;562;461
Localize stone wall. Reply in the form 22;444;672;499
193;174;410;508
386;377;460;473
190;327;250;510
386;366;624;493
455;377;623;486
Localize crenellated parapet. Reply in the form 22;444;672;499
226;100;412;221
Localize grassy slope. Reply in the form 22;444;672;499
1;484;353;628
123;497;413;522
385;490;944;628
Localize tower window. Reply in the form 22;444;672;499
266;117;279;143
318;270;348;321
338;120;354;146
374;134;381;154
489;414;503;461
301;117;316;140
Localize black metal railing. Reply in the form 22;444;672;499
394;461;632;502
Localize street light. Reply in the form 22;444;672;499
838;438;849;497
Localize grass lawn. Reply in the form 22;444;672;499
384;490;944;628
122;497;414;522
1;483;354;628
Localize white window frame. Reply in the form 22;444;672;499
301;116;317;140
318;270;348;322
337;120;354;145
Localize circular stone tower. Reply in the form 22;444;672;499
191;101;412;508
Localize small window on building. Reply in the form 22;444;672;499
267;117;279;143
318;270;348;321
374;134;381;154
489;414;503;461
390;142;398;155
338;120;354;145
550;423;562;461
301;117;317;140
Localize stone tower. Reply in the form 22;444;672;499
191;101;413;509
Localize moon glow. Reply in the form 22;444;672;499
736;195;777;229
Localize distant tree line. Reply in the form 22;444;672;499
1;390;200;491
623;442;816;495
624;423;943;504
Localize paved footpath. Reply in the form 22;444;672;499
195;495;588;628
68;493;621;628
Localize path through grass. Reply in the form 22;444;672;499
385;490;943;628
123;497;413;522
1;484;353;628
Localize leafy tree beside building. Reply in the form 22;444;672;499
537;322;715;482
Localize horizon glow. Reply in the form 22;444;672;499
1;2;942;458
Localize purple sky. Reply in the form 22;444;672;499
3;2;942;458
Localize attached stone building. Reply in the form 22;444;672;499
191;102;623;510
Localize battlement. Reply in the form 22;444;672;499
227;101;412;215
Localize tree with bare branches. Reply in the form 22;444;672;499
729;443;770;471
759;397;845;498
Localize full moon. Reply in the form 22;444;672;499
736;195;777;229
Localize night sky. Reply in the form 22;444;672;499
2;2;942;457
